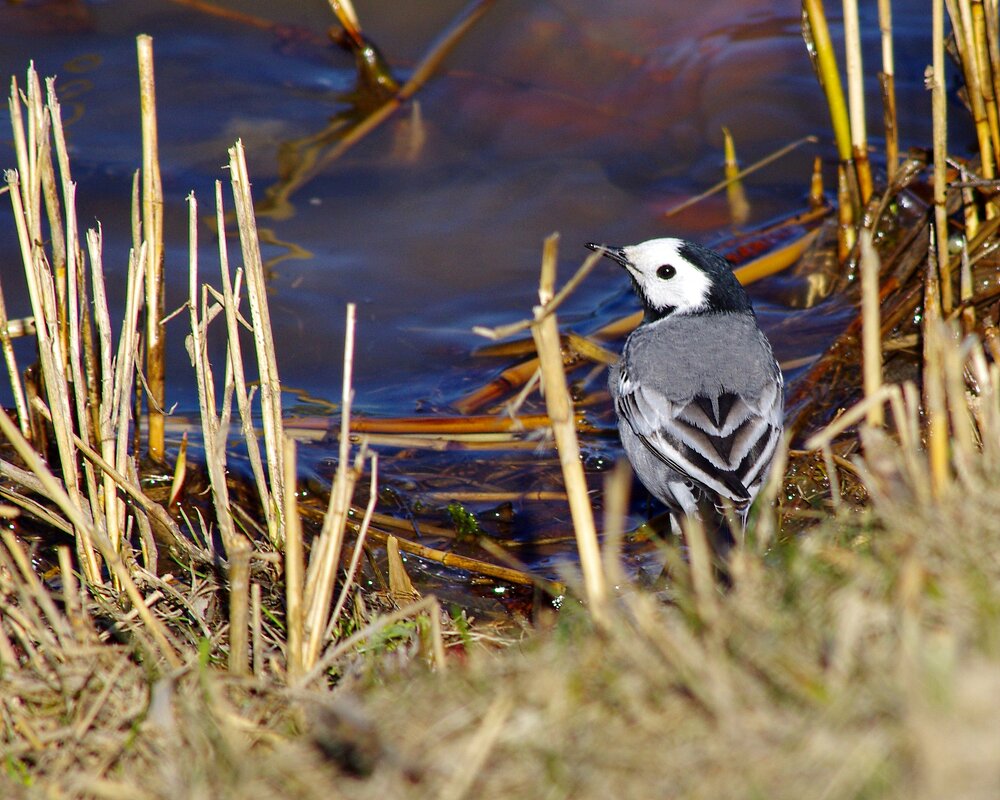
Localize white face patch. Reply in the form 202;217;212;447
622;238;713;315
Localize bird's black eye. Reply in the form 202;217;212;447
656;264;676;280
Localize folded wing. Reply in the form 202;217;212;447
616;364;783;512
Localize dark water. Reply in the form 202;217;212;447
0;0;953;411
0;0;966;607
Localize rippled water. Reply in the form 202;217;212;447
0;0;950;412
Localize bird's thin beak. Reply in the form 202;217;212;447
585;242;630;269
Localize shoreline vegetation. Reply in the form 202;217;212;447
2;1;1000;796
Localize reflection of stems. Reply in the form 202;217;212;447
261;0;496;218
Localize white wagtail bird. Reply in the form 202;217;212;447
586;238;783;552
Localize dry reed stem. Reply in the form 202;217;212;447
721;126;751;226
923;230;951;496
324;452;379;643
327;0;361;39
842;0;873;202
284;436;304;681
973;0;1000;215
805;384;897;451
860;229;884;426
229;141;286;545
7;165;101;582
1;530;72;647
951;0;997;180
302;304;359;669
113;245;147;499
663;135;817;218
387;535;417;598
251;581;263;678
137;35;166;462
187;192;237;555
932;0;953;312
531;235;607;625
753;434;789;552
960;164;982;241
50;103;105;542
984;0;1000;155
215;180;274;542
802;0;853;166
228;538;251;676
836;164;856;262
878;0;899;179
168;431;187;507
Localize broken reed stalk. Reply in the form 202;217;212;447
215;179;275;544
7;165;99;580
721;126;750;226
137;35;166;462
860;230;884;426
931;0;953;312
46;81;105;547
923;231;951;496
302;303;361;670
108;243;148;554
229;140;286;545
251;582;263;678
984;0;1000;160
878;0;899;180
949;0;997;183
227;537;251;676
972;0;1000;216
187;191;237;555
323;451;379;644
842;0;873;203
531;234;608;625
284;436;304;681
327;0;362;40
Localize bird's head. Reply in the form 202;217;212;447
586;238;752;320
